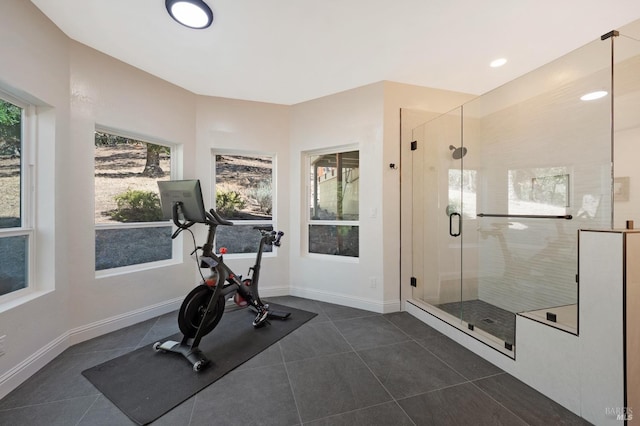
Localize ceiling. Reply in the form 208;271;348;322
30;0;640;105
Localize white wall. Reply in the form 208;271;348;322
289;83;386;311
0;0;71;394
66;42;198;327
194;96;291;295
288;82;473;313
0;0;200;397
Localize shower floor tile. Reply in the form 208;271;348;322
436;299;516;344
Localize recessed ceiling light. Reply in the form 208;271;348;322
166;0;213;29
490;58;507;68
580;90;608;101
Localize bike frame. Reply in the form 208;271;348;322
154;185;289;372
168;206;282;360
199;220;280;308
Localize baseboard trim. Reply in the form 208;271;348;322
289;286;400;313
0;332;68;400
66;297;182;346
258;286;290;299
0;297;182;400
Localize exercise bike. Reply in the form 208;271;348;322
153;181;290;372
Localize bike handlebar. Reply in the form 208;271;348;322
252;227;285;247
206;208;233;226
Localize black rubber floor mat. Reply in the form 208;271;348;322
82;303;315;425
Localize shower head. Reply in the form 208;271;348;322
449;145;467;160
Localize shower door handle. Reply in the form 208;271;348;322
449;212;461;237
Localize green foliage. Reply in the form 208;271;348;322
247;180;272;214
0;99;22;156
216;189;246;217
94;132;133;146
0;100;21;126
108;189;163;222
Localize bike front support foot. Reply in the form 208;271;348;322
153;340;210;372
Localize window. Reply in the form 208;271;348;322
508;167;570;216
0;94;32;298
94;130;174;271
213;152;274;255
307;149;359;257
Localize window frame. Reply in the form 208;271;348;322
94;126;180;277
211;149;277;259
0;90;36;303
304;145;360;260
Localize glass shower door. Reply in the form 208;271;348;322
411;107;464;323
409;33;614;354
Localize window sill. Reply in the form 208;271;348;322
95;258;182;279
304;253;359;263
0;288;55;314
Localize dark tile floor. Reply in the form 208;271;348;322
0;296;589;426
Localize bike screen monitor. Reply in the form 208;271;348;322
158;179;208;223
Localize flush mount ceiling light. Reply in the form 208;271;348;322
490;58;507;68
166;0;213;29
580;90;608;101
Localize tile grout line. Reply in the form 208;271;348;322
283;348;356;367
327;316;418;426
280;341;305;426
327;312;381;323
0;394;102;413
467;378;533;426
385;314;501;384
135;315;162;350
303;400;412;425
411;335;480;382
411;336;512;387
380;314;512;422
380;314;415;340
394;380;477;404
286;300;369;424
185;391;198;426
383;312;526;418
382;315;475;381
73;394;101;426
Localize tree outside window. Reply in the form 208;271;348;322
94;130;173;271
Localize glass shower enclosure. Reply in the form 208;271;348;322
410;25;640;354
